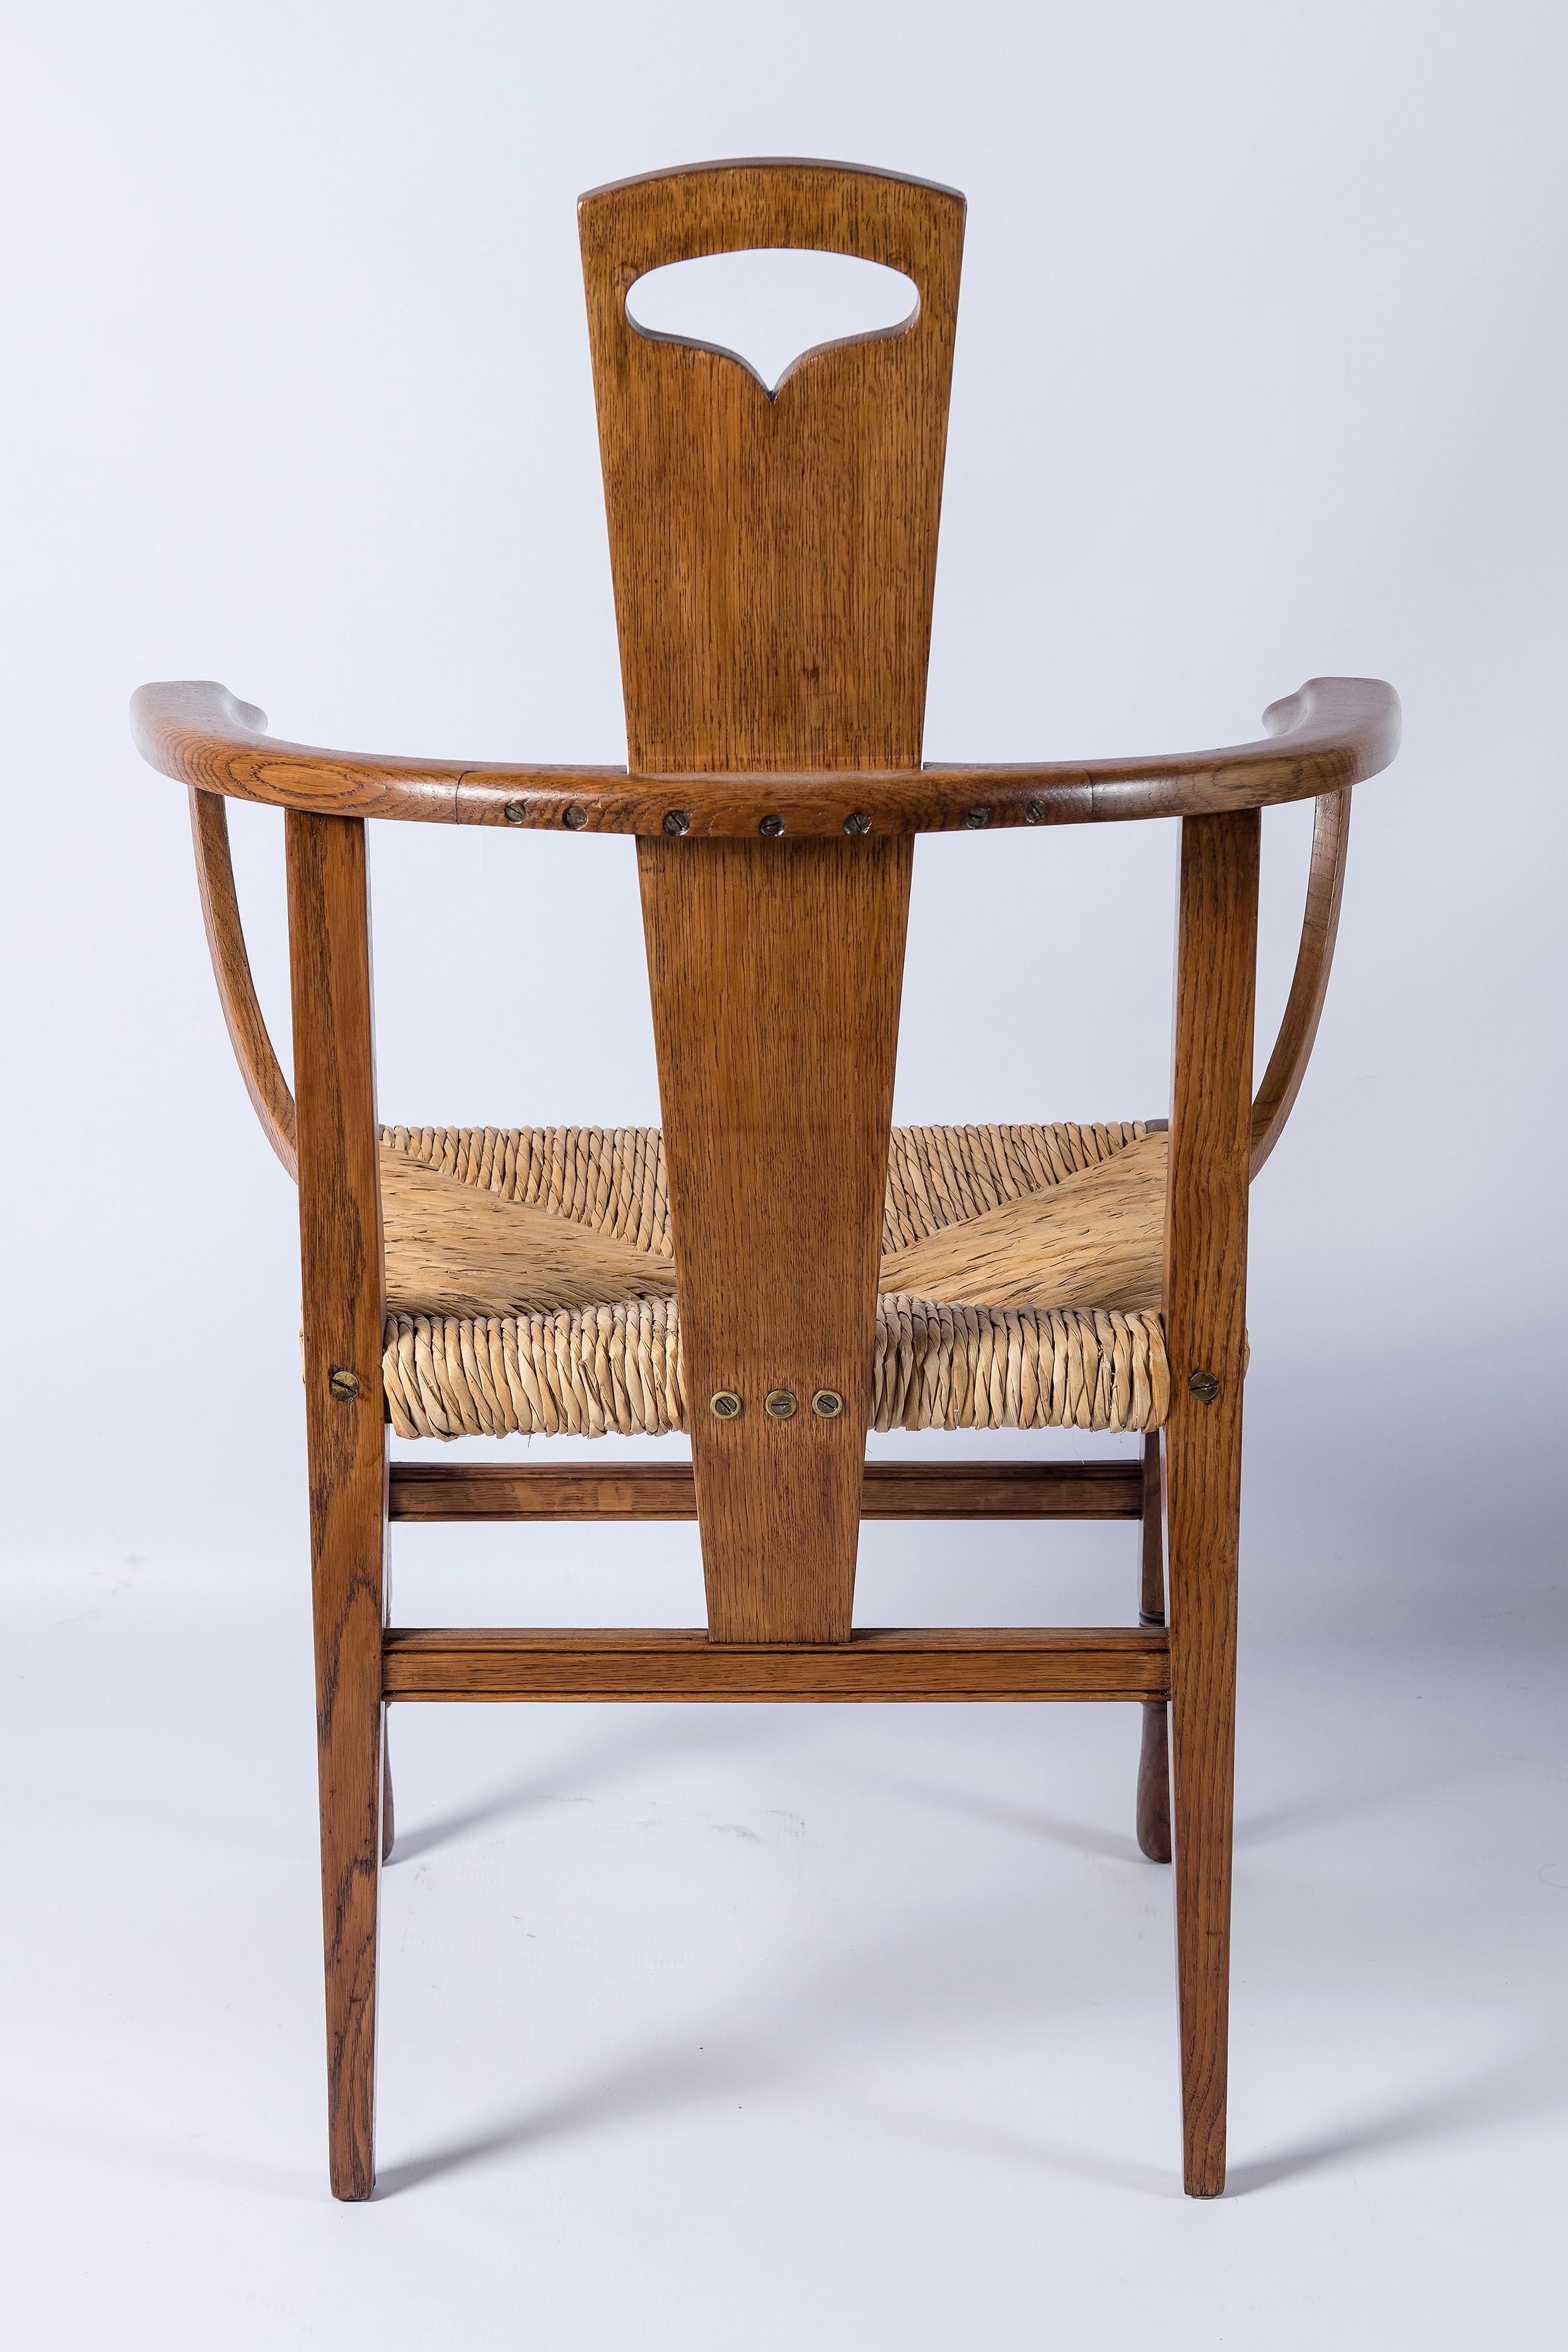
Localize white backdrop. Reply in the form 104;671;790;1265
3;3;1565;2343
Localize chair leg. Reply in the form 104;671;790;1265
1136;1431;1172;1863
1166;1407;1241;2199
1162;805;1256;2199
287;807;388;2203
311;1522;385;2203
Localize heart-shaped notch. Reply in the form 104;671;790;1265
625;248;919;396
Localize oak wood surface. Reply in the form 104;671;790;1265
382;1625;1169;1704
640;833;911;1642
286;809;387;2203
1250;785;1352;1176
387;1457;1145;1522
133;674;1399;833
581;159;962;775
1136;1431;1172;1863
189;785;297;1175
1162;809;1260;2198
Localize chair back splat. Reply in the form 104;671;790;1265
582;161;963;1642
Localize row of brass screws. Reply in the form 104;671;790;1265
499;801;1056;833
710;1388;842;1421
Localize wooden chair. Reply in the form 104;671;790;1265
131;158;1399;2201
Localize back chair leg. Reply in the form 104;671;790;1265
1136;1430;1172;1863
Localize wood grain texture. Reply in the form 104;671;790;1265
189;785;297;1175
382;1625;1169;1703
1250;785;1352;1176
1137;1431;1172;1863
1163;809;1260;2198
640;833;911;1642
880;1129;1165;1310
285;809;386;2204
133;676;1401;833
387;1457;1145;1522
580;159;963;774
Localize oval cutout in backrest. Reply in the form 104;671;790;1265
625;248;919;394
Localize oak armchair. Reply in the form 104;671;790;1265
131;159;1399;2201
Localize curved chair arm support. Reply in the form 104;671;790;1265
189;785;298;1178
1249;785;1352;1179
132;677;1400;836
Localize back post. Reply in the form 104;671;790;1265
285;809;388;2199
1162;807;1260;2197
581;161;965;1642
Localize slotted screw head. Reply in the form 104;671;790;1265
710;1390;742;1419
758;814;785;837
964;805;991;830
663;809;690;836
1025;797;1047;824
764;1389;798;1419
844;811;871;835
329;1368;360;1401
503;799;527;826
1188;1368;1221;1404
811;1389;844;1418
562;805;588;831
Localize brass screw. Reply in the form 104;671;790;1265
1025;797;1047;824
811;1389;843;1418
663;809;690;836
329;1368;360;1401
562;805;588;831
758;814;784;837
844;811;871;836
503;799;527;826
1188;1368;1220;1404
764;1389;797;1419
710;1390;742;1419
964;805;991;830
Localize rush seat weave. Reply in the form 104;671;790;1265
380;1119;1170;1440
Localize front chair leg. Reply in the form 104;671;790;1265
288;807;388;2203
1166;1398;1241;2199
1136;1430;1172;1862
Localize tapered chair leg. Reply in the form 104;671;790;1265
312;1632;385;2203
1136;1431;1172;1863
288;807;388;2203
1162;806;1259;2200
1166;1415;1240;2197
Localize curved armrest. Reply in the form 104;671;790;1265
189;787;297;1176
132;676;1399;835
1249;785;1352;1178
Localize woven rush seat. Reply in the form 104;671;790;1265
380;1119;1170;1440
